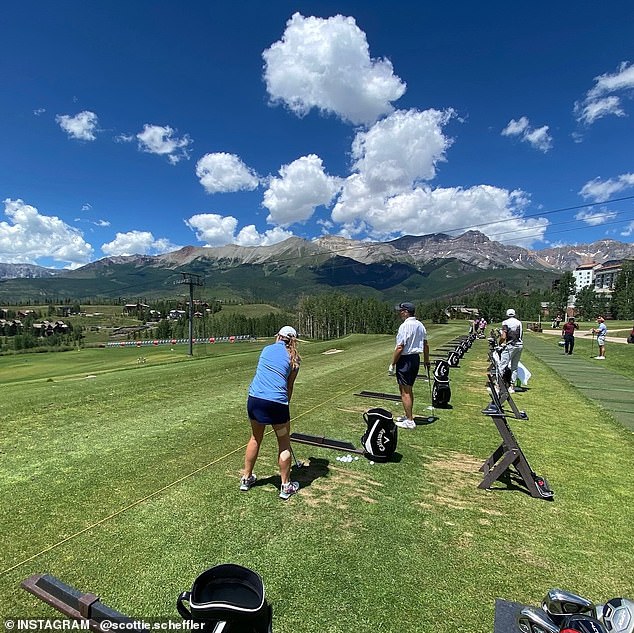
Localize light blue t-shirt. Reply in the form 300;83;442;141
248;341;293;404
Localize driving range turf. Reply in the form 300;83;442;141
1;325;633;632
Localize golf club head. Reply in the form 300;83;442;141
542;588;595;625
560;614;607;633
601;598;634;633
517;606;559;633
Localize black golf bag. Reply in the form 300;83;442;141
177;564;273;633
361;407;397;462
432;360;451;408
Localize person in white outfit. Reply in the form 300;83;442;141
499;308;523;393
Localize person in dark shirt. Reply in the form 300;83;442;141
561;317;579;355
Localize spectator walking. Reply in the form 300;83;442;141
241;326;301;500
388;302;430;429
562;317;579;355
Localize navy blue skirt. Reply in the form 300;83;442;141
247;395;290;425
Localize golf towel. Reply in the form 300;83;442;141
516;362;531;386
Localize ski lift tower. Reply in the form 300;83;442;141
178;272;204;356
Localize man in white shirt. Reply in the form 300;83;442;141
499;308;523;393
389;302;430;429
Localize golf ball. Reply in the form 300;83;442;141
370;461;375;465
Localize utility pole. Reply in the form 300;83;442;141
177;272;204;356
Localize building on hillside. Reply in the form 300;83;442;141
123;303;150;316
447;305;479;319
33;320;69;337
573;262;600;294
168;309;187;320
594;261;623;295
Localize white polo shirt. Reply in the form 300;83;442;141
396;317;426;355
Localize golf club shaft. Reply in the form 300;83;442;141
290;444;302;469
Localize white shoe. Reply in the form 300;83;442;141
395;418;416;429
507;386;515;394
595;356;605;360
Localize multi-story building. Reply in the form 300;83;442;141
573;262;600;294
594;260;623;295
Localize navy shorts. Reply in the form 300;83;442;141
396;354;420;387
247;396;290;425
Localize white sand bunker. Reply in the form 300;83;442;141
322;349;344;355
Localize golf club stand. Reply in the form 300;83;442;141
21;574;137;632
478;375;553;500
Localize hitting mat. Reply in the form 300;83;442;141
494;599;526;633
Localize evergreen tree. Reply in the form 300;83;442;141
610;261;634;319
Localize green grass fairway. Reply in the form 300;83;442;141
1;326;633;632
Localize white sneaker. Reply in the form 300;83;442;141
279;481;300;500
595;356;605;360
239;474;256;491
395;418;416;429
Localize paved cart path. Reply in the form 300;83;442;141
524;333;634;432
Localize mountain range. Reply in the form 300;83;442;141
1;231;633;304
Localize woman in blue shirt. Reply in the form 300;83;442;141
240;326;301;500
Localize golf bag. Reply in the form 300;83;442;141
177;564;273;633
432;360;451;408
361;407;397;463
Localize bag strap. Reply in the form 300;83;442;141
176;591;192;619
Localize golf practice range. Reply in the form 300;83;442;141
1;325;633;632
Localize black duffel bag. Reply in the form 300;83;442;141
177;564;272;633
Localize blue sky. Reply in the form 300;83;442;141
2;1;634;269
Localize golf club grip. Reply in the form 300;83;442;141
176;591;192;619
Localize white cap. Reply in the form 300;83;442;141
506;308;516;317
278;326;297;338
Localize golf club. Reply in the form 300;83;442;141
517;606;559;633
422;363;437;423
542;588;596;626
559;614;608;633
289;444;304;469
601;597;634;633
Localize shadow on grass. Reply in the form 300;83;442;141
253;457;330;491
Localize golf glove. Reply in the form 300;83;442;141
388;364;395;376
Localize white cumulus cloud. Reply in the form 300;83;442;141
263;12;406;125
136;124;192;164
502;116;552;152
101;231;179;256
574;209;618;226
333;184;547;247
575;61;634;125
0;199;94;267
263;154;341;225
185;213;239;246
235;225;294;246
350;109;455;194
56;110;99;141
196;153;260;194
579;173;634;202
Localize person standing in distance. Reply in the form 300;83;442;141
562;316;579;355
241;326;301;500
499;308;523;393
388;302;430;429
592;316;607;360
